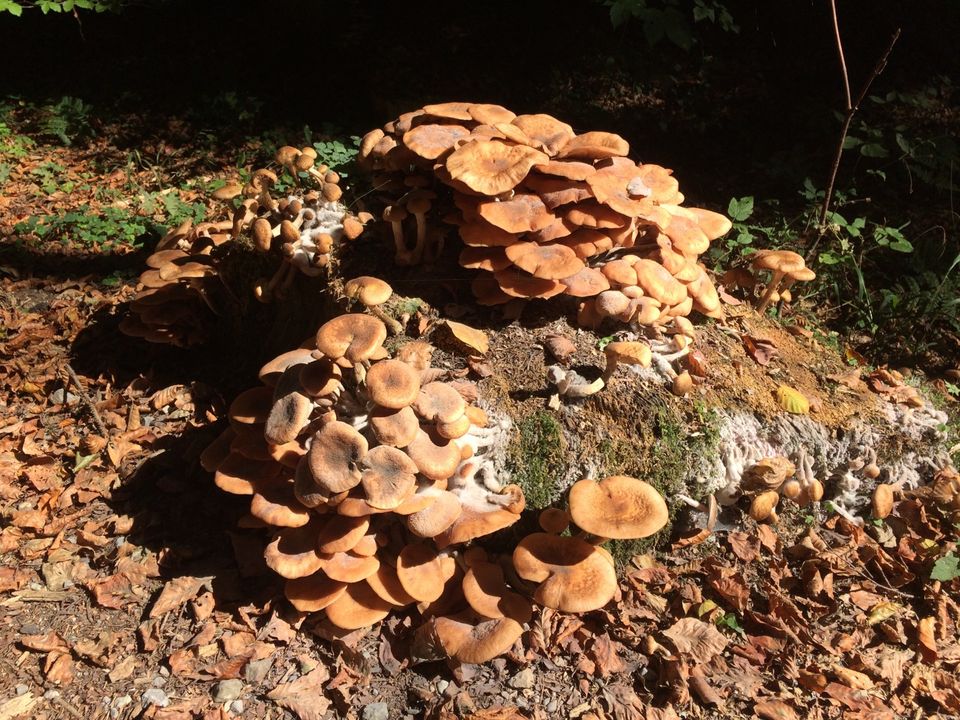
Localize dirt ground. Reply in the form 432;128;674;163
2;256;960;720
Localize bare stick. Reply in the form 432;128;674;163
806;5;901;263
65;363;109;440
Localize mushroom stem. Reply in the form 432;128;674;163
411;211;427;264
368;306;404;336
757;270;786;313
391;221;411;265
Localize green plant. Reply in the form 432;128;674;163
37;96;94;146
311;136;360;176
14;205;151;248
0;0;126;16
141;191;207;227
931;552;960;582
29;160;70;195
601;0;737;47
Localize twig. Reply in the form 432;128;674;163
51;694;85;720
64;363;109;440
806;2;900;263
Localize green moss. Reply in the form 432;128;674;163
507;411;567;509
602;400;722;570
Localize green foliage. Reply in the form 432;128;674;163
311;136;360;175
602;0;737;48
140;191;207;227
14;205;150;249
37;96;93;146
931;552;960;582
0;0;126;16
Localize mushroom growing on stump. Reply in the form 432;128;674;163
205;309;529;660
751;250;813;313
568;475;669;543
343;276;404;335
358;102;732;336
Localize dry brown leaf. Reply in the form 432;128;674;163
754;699;799;720
20;632;70;653
727;532;760;563
832;665;874;690
266;665;331;720
149;575;211;618
590;633;627;677
44;652;74;685
741;335;778;365
445;320;489;354
663;617;728;663
600;682;646;720
917;616;938;663
465;709;527;720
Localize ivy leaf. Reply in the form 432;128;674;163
860;143;889;158
931;552;960;581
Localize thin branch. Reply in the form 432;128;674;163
830;0;852;111
64;363;109;440
806;21;901;262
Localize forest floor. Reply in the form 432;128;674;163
2;105;960;720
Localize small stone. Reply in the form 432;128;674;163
546;700;558;713
443;682;458;699
113;696;132;708
158;665;170;677
15;685;28;696
20;623;41;635
230;700;245;714
43;690;60;700
509;668;535;690
151;675;166;687
362;702;389;720
142;689;169;708
48;389;79;405
213;679;244;703
245;657;272;684
435;680;448;694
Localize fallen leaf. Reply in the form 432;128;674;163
775;385;809;414
590;633;627;677
754;699;799;720
917;616;938;663
663;617;728;663
266;665;331;720
20;632;70;653
742;335;778;365
149;576;211;618
727;532;760;563
445;320;489;355
44;652;74;685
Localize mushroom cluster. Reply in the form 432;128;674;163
203;308;528;655
122;146;365;346
234;148;367;302
359;102;731;326
720;249;817;313
513;475;668;612
742;451;825;523
119;219;231;346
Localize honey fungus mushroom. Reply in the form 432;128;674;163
204;310;526;657
568;475;669;542
359;102;732;333
750;250;815;313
